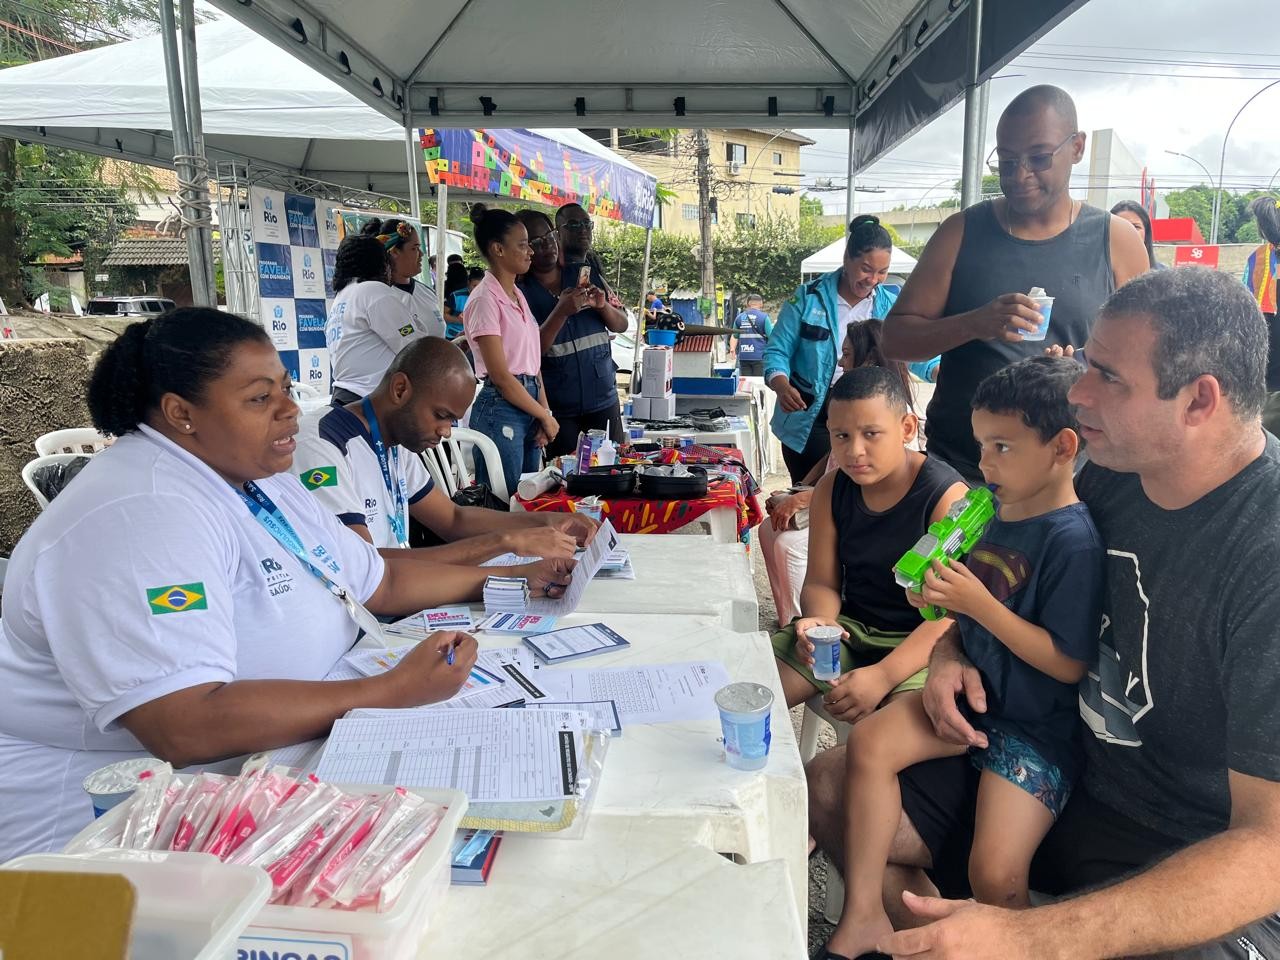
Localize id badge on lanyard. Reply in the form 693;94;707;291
237;480;387;645
361;397;410;549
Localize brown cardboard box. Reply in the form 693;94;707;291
0;871;134;959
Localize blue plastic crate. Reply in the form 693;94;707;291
672;375;739;396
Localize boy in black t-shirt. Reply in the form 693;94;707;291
819;357;1103;960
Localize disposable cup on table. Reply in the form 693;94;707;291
716;682;774;771
573;496;604;522
1020;297;1054;341
807;625;843;682
83;757;169;818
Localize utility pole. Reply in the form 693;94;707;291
695;129;715;323
0;139;19;307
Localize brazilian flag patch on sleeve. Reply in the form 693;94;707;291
398;323;415;337
146;583;207;615
301;466;338;490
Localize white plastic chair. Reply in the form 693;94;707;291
34;428;109;457
22;453;87;509
420;427;509;503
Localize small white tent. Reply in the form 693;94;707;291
0;18;652;201
800;237;918;278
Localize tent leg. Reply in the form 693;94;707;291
404;122;422;217
436;182;449;292
630;226;654;394
159;0;214;307
178;0;216;307
844;116;856;226
960;0;988;209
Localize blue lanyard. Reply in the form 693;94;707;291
361;397;409;548
237;480;347;599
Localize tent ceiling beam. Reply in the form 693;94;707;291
853;0;968;119
405;0;478;87
769;0;857;87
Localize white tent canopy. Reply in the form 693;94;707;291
206;0;1087;168
0;18;652;200
801;237;917;277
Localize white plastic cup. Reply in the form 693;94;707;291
1022;296;1054;341
573;496;604;522
83;757;169;817
715;682;774;771
807;625;844;682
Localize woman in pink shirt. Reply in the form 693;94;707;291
462;204;559;493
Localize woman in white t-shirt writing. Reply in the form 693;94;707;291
326;233;418;404
0;308;575;859
462;204;558;494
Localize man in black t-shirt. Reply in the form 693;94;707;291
806;267;1280;959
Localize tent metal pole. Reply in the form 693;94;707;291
404;122;421;217
178;0;216;306
436;182;449;293
845;117;855;225
960;0;986;209
630;225;654;394
158;0;211;307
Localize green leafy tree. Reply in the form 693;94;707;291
1164;185;1272;245
798;195;825;220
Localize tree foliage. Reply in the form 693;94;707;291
1162;184;1275;245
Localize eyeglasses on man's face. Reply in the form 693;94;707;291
987;132;1080;177
560;219;593;231
528;233;559;251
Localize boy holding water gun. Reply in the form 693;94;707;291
818;356;1103;960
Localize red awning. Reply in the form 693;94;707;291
1152;217;1205;244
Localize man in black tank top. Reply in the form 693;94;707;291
882;84;1149;481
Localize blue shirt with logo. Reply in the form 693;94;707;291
734;308;773;360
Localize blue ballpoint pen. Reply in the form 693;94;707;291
445;643;455;666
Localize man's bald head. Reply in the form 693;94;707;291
386;335;473;390
1001;85;1078;135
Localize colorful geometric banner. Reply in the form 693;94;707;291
420;128;658;228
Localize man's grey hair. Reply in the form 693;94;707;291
1099;266;1267;420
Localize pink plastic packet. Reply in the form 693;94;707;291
169;773;231;852
148;778;194;851
294;789;412;908
119;769;172;849
263;792;367;902
206;770;294;858
336;802;444;910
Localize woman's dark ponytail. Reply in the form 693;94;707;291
846;214;893;259
87;308;271;436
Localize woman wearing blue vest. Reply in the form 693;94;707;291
765;216;899;483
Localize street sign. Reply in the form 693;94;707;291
1173;245;1219;268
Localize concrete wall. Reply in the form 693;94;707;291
0;338;93;554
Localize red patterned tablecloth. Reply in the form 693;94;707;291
517;445;763;541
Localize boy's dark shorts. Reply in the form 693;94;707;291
898;757;1280;958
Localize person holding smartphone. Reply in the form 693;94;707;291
514;204;628;458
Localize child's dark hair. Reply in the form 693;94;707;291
470;203;521;262
829;364;911;414
443;262;470;298
845;319;914;412
846;214;893;260
332;234;389;291
87;308;271;436
971;355;1083;442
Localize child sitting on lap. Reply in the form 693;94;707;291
771;366;967;720
818;356;1103;960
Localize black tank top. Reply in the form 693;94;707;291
832;455;964;632
926;201;1114;480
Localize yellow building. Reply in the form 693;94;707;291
585;128;813;236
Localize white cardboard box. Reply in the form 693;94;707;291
647;395;677;420
673;350;713;379
641;348;674;399
631;395;652;419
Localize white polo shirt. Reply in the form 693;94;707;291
0;426;385;859
293;406;434;549
326;279;423;398
393;278;445;339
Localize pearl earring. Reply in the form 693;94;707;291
184;423;192;431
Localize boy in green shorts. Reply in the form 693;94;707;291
772;367;967;722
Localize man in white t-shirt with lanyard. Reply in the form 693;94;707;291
294;337;597;561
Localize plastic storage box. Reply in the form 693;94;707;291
64;779;467;960
672;375;740;396
1;849;270;960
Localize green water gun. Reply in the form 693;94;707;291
893;486;996;620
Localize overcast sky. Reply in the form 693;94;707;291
799;0;1280;214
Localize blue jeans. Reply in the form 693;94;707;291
468;376;544;495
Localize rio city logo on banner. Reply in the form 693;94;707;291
285;194;320;247
298;348;330;393
260;298;298;350
320;205;342;251
256;243;294;299
250;187;288;245
294;299;327;349
291;248;326;299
